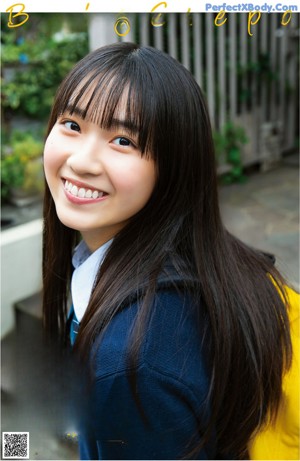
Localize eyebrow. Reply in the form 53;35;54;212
65;105;86;119
108;118;139;135
64;105;139;135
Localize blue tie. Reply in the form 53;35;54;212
68;305;80;346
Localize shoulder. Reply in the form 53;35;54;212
91;285;210;396
143;289;210;384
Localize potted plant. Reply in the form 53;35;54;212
1;130;44;206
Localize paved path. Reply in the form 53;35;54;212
219;157;299;289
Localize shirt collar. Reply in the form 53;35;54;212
72;240;92;268
71;239;112;322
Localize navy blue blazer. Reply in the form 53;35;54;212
69;279;224;460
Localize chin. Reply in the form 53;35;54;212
54;211;82;231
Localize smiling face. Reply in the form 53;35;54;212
43;99;156;251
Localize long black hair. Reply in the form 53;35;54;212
43;42;292;458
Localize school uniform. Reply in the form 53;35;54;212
68;240;223;460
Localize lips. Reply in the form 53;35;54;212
63;179;107;199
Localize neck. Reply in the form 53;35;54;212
80;228;119;252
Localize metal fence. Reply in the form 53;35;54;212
89;13;299;169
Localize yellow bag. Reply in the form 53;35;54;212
248;286;300;460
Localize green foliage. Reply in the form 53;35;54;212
1;131;44;199
237;53;279;104
1;14;89;203
213;122;248;184
2;33;48;64
2;33;89;119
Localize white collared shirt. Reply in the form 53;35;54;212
71;239;112;322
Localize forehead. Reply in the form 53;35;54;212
63;74;139;133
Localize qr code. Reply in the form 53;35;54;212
2;432;29;459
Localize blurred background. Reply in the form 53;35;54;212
1;12;299;460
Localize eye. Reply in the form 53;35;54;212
64;120;81;132
112;137;135;147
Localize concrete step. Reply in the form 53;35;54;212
14;292;43;336
2;292;79;460
15;291;43;320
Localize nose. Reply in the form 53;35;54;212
66;137;103;176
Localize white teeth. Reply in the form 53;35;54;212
64;180;105;199
71;185;78;196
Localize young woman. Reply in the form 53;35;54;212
43;42;292;460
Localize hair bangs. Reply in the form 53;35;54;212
52;53;158;159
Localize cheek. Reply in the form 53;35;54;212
43;136;63;177
112;160;156;199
